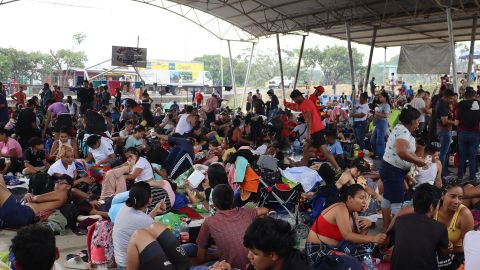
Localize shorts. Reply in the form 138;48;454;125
311;130;326;148
380;197;403;215
0;195;35;229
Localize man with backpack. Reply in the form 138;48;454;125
456;87;480;181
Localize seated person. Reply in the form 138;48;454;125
157;135;194;180
390;183;450;270
125;125;147;150
119;120;134;139
325;130;344;159
409;143;442;189
100;147;154;200
126;222;192;270
50;126;79;159
244;216;313;270
0;124;23;174
290;115;308;142
192;185;268;269
48;145;94;187
305;184;386;265
43;99;72;138
85;134;117;166
22;137;50;175
334;158;381;202
0;174;71;229
10;224;62;270
112;182;166;270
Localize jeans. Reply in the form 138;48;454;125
438;130;452;176
353;121;367;150
458;131;479;180
370;119;388;158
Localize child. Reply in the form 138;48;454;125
325;130;344;159
50;127;79;159
22;137;50;175
408;144;442;189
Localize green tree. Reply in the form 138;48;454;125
49;49;88;87
193;54;233;86
317;45;364;85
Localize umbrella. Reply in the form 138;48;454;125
459;49;480;60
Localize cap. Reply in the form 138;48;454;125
289;89;304;99
267;89;275;95
314;85;325;94
351;158;370;173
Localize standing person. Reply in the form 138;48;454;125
266;89;279;119
380;106;426;228
252;95;266;116
390;184;450;270
204;93;219;128
11;85;26;108
435;88;458;176
409;89;427;133
65;96;78;117
255;89;262;100
52;85;64;102
406;85;414;99
456;87;480;181
16;99;40;150
0;87;8;124
41;83;53;110
389;72;396;95
77;81;95;115
351;92;370;150
370;92;390;159
102;86;111;107
43;99;72;137
289;89;340;170
114;89;122;109
246;92;253;112
332;80;337;96
369;77;376;97
195;90;204;107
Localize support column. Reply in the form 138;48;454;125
276;33;286;102
467;16;478;85
220;52;224;88
384;47;387;88
346;23;356;108
447;8;458;92
364;26;377;93
227;40;237;107
293;35;307;91
241;42;255;110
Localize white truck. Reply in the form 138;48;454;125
267;76;294;88
140;60;213;89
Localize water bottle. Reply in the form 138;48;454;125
353;144;360;158
179;218;190;244
362;247;374;270
172;224;181;240
293;139;301;156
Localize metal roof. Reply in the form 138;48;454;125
162;0;480;46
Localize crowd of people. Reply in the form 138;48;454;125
1;77;480;270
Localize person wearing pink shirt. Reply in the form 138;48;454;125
0;125;22;174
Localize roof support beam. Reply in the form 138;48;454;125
447;7;458;92
293;35;306;91
276;33;286;102
227;40;237;108
346;23;356;108
467;15;477;84
364;26;377;93
241;42;255;110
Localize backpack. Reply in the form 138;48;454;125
458;100;480;129
87;220;116;268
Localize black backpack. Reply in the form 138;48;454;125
458;100;480;129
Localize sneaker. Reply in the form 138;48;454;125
64;256;88;270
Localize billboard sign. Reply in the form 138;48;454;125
112;46;147;68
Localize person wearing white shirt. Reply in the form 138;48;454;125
389;72;396;94
409;89;427;133
464;230;480;270
350;92;370;150
85;135;116;166
100;147;155;200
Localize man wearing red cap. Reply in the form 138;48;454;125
284;85;325;113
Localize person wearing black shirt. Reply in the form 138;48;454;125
77;81;95;115
22;137;49;175
434;89;457;176
391;183;450;270
16;99;41;150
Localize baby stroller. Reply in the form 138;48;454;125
257;177;300;219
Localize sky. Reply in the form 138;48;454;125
0;0;400;68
